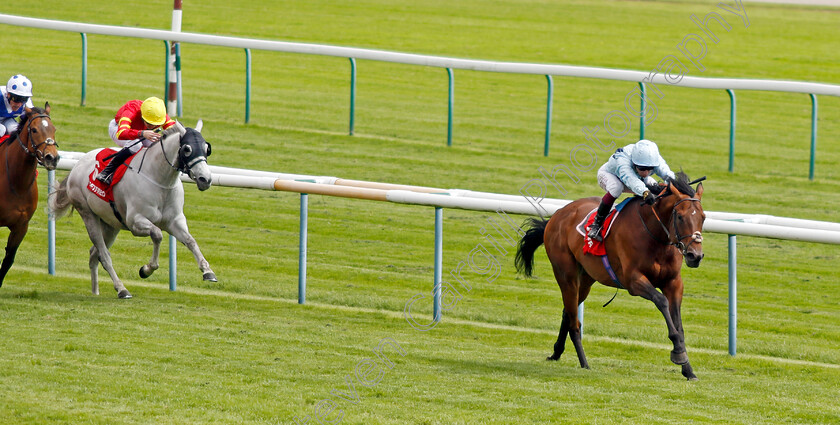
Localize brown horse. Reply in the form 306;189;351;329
515;172;705;380
0;104;60;287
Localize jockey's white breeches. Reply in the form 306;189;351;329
0;117;20;137
596;163;657;198
108;119;153;154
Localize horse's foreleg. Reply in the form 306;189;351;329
167;215;216;282
129;218;162;279
80;213;130;299
632;279;694;376
662;278;697;381
0;223;28;287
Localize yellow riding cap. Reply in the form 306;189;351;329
140;97;167;126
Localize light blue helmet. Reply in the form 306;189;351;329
631;139;660;167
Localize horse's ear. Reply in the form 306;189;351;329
695;183;704;199
44;102;50;115
195;119;203;133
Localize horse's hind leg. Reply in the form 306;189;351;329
0;222;28;287
548;310;571;361
548;255;592;369
88;224;121;295
89;246;99;295
166;214;216;282
80;212;131;299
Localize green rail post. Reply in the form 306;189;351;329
544;75;553;157
163;40;170;103
80;33;87;106
639;82;646;140
809;93;817;181
447;68;454;146
727;89;736;173
349;58;356;135
244;48;251;123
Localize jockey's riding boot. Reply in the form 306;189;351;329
587;200;613;242
96;147;133;186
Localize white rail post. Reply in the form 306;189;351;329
728;234;737;356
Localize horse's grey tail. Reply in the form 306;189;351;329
515;218;549;277
48;176;74;219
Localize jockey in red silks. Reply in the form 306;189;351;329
96;97;176;186
1;74;35;138
587;139;676;241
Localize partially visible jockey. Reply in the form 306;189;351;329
1;74;35;138
96;97;175;186
587;139;676;241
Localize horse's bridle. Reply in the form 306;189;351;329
159;130;208;177
15;113;58;166
640;196;703;256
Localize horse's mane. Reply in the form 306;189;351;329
162;121;184;137
669;171;695;197
10;107;47;138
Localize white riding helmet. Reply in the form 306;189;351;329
631;139;661;167
6;75;33;97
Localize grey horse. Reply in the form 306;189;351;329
49;121;216;298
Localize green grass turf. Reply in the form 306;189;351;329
1;0;839;423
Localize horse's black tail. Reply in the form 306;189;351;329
48;176;74;219
515;218;549;277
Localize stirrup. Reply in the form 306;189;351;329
587;224;603;241
96;173;113;185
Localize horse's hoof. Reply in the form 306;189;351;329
118;289;133;299
546;355;559;361
203;272;217;282
139;266;151;279
671;350;689;365
682;363;698;381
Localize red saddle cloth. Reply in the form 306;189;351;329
87;149;136;202
580;208;621;256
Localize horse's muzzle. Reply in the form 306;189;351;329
43;153;60;171
195;175;212;191
685;252;704;268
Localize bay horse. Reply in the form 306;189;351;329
515;172;705;380
0;104;60;287
49;121;216;298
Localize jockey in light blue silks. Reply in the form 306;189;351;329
587;139;676;241
0;75;34;138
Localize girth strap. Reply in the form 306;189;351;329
600;254;624;307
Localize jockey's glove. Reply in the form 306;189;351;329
643;191;656;205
